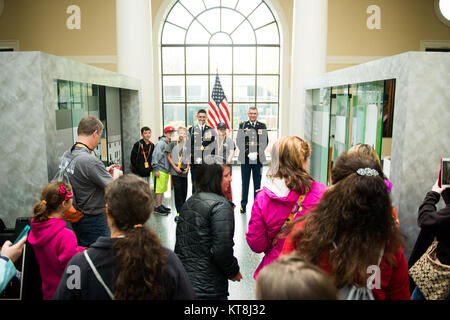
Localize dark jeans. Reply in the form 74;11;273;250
190;164;197;194
72;214;110;247
241;163;262;208
172;175;188;214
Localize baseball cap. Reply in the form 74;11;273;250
217;122;227;130
164;126;176;133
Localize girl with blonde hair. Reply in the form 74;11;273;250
246;136;327;278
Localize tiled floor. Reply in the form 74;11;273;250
146;165;266;300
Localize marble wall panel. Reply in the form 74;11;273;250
0;52;141;228
0;52;48;228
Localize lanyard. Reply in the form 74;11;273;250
176;139;186;160
217;135;226;155
72;142;93;152
140;142;151;162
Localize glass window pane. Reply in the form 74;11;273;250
236;0;262;17
162;47;184;74
210;32;232;45
209;75;232;101
187;76;209;102
234;47;256;74
248;2;274;29
257;47;279;74
162;23;186;44
166;2;193;29
163;76;185;102
179;0;205;17
186;47;208;74
221;8;245;34
164;104;186;128
197;8;220;34
58;80;71;108
222;0;238;9
186;20;210;44
257;76;278;102
230;20;255;44
232;104;255;128
255;22;279;44
255;104;278;130
210;46;232;74
187;104;209;127
204;0;220;9
234;76;256;102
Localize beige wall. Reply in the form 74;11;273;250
1;0;448;71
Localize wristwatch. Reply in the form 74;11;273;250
0;255;9;262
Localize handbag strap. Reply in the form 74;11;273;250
271;187;309;248
83;251;114;300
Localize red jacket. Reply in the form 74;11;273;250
281;220;411;300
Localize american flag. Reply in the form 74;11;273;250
208;74;230;132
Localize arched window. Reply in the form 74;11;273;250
161;0;280;143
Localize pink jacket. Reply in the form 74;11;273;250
28;218;86;300
246;178;327;278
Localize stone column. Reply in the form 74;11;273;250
116;0;156;131
288;0;328;138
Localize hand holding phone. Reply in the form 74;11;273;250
13;225;30;245
1;233;28;263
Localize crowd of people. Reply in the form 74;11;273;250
0;108;449;301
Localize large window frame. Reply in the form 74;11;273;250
160;0;281;143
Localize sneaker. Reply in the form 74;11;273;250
240;206;246;214
154;206;169;216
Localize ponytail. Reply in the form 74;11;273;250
33;200;48;222
112;226;166;300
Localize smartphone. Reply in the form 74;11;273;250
13;225;30;245
441;158;450;188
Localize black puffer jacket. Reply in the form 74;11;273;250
174;192;240;299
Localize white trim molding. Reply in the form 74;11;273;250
326;55;385;65
63;55;118;64
0;40;19;51
420;40;450;51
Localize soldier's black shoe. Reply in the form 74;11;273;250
240;206;246;214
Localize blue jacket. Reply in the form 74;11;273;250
0;257;16;293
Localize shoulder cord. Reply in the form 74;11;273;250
83;251;114;300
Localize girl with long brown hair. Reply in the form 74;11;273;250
54;174;196;300
246;136;327;279
281;152;410;299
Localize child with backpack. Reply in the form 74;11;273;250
28;181;86;300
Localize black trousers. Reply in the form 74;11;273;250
172;175;188;214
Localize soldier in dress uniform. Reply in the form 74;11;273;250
236;106;269;214
188;109;215;193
